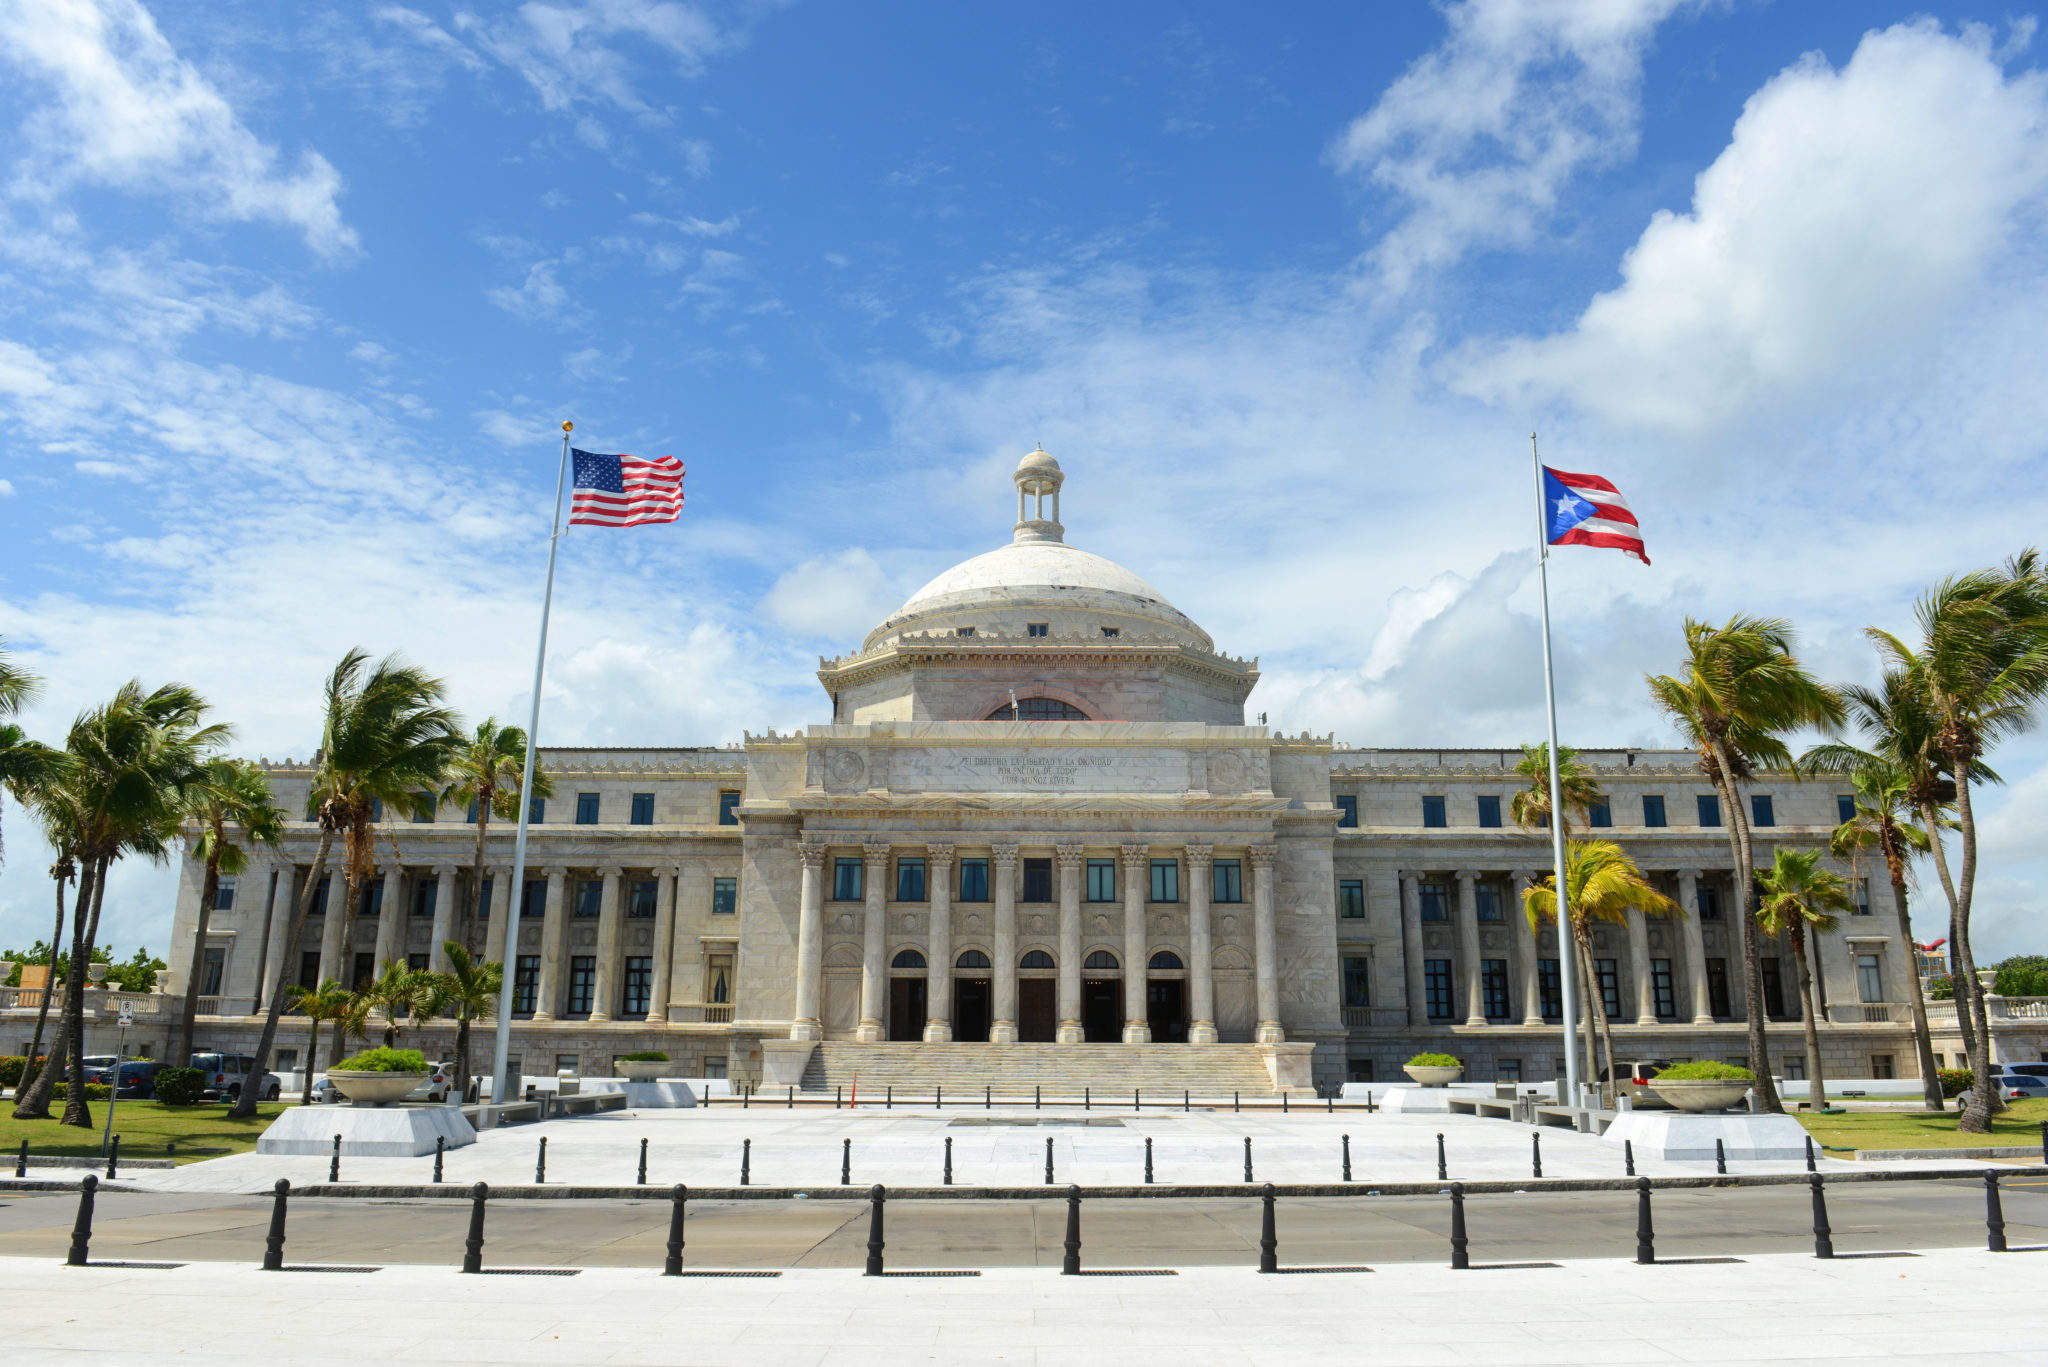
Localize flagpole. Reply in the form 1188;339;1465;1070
1531;432;1583;1111
489;422;573;1110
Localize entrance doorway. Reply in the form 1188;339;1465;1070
1147;979;1188;1043
888;978;927;1041
953;978;992;1042
1019;979;1056;1041
1082;978;1121;1043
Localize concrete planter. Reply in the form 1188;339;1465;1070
1647;1077;1751;1113
329;1070;426;1107
617;1060;669;1083
1402;1064;1463;1087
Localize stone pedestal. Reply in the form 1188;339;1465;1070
258;1104;476;1158
573;1079;700;1108
1257;1041;1314;1092
1602;1110;1812;1162
759;1039;817;1089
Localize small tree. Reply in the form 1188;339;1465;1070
435;942;501;1099
1754;848;1858;1110
176;757;285;1061
286;979;360;1106
441;719;552;957
357;960;435;1050
1509;742;1607;835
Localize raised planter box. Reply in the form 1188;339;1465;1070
328;1071;427;1107
616;1060;669;1084
1647;1078;1752;1113
1402;1065;1463;1087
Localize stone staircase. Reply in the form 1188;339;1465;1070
798;1043;1295;1098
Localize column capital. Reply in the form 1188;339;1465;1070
862;839;891;867
597;864;624;879
1509;868;1535;883
545;866;567;884
926;842;955;870
1454;868;1480;884
1673;868;1702;882
991;842;1019;869
799;841;829;868
1119;843;1150;871
1183;843;1213;871
1248;845;1277;870
433;863;460;878
1055;844;1085;871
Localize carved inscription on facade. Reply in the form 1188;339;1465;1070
889;747;1187;792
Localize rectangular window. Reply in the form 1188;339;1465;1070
1021;858;1052;902
1587;801;1612;828
567;956;596;1015
1652;958;1676;1019
1419;882;1448;922
1212;859;1242;903
576;792;600;824
1149;859;1179;903
1026;622;1048;637
711;877;737;915
309;875;331;918
407;952;430;972
958;858;990;902
359;876;385;919
1338;879;1365;919
410;794;435;823
1761;958;1787;1017
1596;958;1621;1020
895;858;926;902
368;797;383;822
274;1048;298;1071
1336;794;1359;828
351;952;375;991
1857;953;1884;1003
1100;626;1119;637
1538;959;1561;1019
630;793;655;825
1481;959;1510;1020
1086;859;1116;902
1706;959;1732;1017
1870;1054;1895;1080
1424;959;1454;1020
574;879;602;918
513;956;539;1013
1782;1055;1806;1081
409;879;434;919
475;876;493;921
555;1055;580;1075
1696;882;1721;921
623;957;653;1016
521;878;545;918
1496;1058;1522;1084
467;799;480;824
628;879;658;919
1342;956;1371;1009
1642;795;1667;827
1421;796;1447;828
717;791;741;826
1853;878;1871;916
1837;794;1857;825
1750;794;1775;828
1475;883;1503;923
298;950;321;993
200;947;226;996
211;875;236;911
1476;795;1502;828
833;858;863;901
1697;794;1721;827
528;796;546;824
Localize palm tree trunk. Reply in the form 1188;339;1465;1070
455;1016;471;1101
1573;929;1610;1105
57;855;107;1129
177;836;222;1065
1887;858;1943;1110
232;831;332;1119
1587;939;1619;1107
1793;931;1827;1110
1919;798;1979;1069
12;865;80;1120
466;803;489;957
1709;744;1783;1113
1950;756;1999;1133
302;1014;320;1107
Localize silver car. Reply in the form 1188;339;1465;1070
190;1052;282;1102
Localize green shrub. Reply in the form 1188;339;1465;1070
153;1066;205;1105
0;1055;37;1089
1993;955;2048;998
1938;1068;1974;1098
1652;1061;1754;1081
1927;976;1955;1000
1406;1053;1461;1068
618;1050;670;1062
332;1047;428;1073
51;1082;112;1101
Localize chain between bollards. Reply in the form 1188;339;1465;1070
663;1184;687;1275
1809;1173;1833;1259
1341;1133;1352;1183
1448;1181;1469;1270
1044;1136;1054;1185
1062;1184;1082;1274
638;1137;649;1186
535;1135;547;1184
1436;1132;1447;1181
1986;1171;2008;1253
1635;1177;1654;1264
1531;1131;1542;1179
263;1178;290;1270
841;1137;851;1185
741;1137;752;1186
1258;1182;1278;1273
461;1182;488;1273
943;1136;953;1186
1243;1136;1254;1183
433;1134;445;1184
67;1173;97;1266
1715;1137;1727;1175
1144;1136;1153;1184
865;1184;886;1275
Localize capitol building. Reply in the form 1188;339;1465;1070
156;449;1923;1094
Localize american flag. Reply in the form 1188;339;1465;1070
1541;465;1648;565
570;449;685;528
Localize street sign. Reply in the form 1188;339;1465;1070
117;1000;134;1028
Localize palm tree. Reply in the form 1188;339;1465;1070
174;758;286;1062
1871;553;2048;1132
358;959;434;1049
234;649;461;1120
286;978;359;1106
1509;743;1607;835
440;718;551;958
1523;840;1681;1101
1;651;73;1115
436;942;501;1101
1754;848;1857;1111
1646;615;1844;1113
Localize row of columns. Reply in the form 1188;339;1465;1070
790;841;1282;1046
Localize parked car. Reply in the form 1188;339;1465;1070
2001;1062;2048;1081
1995;1073;2048;1101
307;1075;340;1104
84;1060;166;1098
190;1052;281;1102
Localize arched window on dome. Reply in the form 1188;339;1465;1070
955;949;991;969
891;949;926;970
1147;951;1184;971
1019;949;1055;969
986;696;1091;721
1083;950;1119;971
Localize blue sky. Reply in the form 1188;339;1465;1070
4;0;2048;961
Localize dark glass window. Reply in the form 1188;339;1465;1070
1026;622;1048;637
988;697;1089;720
1020;949;1054;969
1084;949;1119;970
1212;860;1242;903
407;952;430;971
1149;859;1179;903
717;791;741;825
367;797;383;822
359;876;385;919
1100;626;1119;637
1421;796;1447;828
1642;795;1667;827
895;858;926;901
1837;794;1857;824
1338;879;1365;918
1652;958;1676;1018
521;878;545;918
623;957;652;1016
628;879;658;919
310;875;330;917
528;796;545;824
475;876;493;921
1750;794;1775;828
1707;959;1731;1017
1419;882;1449;922
833;858;863;901
351;952;374;991
1336;794;1358;828
958;858;990;901
1596;958;1621;1020
411;879;437;919
1086;860;1116;902
467;799;479;824
410;794;435;823
1587;801;1612;828
1021;858;1053;902
513;956;539;1013
892;949;926;969
1342;956;1371;1009
1476;883;1503;922
1147;950;1182;970
1476;795;1501;828
297;950;321;993
711;877;737;915
574;879;601;918
576;793;600;824
1696;883;1721;921
1762;958;1788;1017
1697;794;1721;827
630;793;655;825
567;956;596;1015
1481;959;1510;1020
212;876;236;911
1538;959;1561;1019
1424;960;1454;1020
200;947;225;995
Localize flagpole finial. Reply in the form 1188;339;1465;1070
562;421;573;432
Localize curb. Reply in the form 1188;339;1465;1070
1856;1147;2044;1162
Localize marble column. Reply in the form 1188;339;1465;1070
1513;869;1543;1026
856;840;889;1042
590;865;624;1023
1185;844;1217;1044
991;843;1019;1044
1055;844;1083;1044
1456;869;1483;1026
1250;845;1283;1044
1120;844;1151;1043
647;865;679;1021
792;842;827;1041
263;865;298;1011
664;865;701;1015
317;868;346;987
532;868;567;1022
1678;869;1715;1023
429;865;459;973
1400;872;1423;1027
374;866;406;973
1628;904;1656;1025
923;844;954;1042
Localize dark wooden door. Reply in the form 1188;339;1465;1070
1082;978;1121;1043
889;978;927;1041
1147;979;1188;1043
953;978;992;1042
1019;980;1057;1041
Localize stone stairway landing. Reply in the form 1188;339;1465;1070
797;1042;1298;1096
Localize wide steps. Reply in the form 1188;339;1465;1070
799;1043;1290;1095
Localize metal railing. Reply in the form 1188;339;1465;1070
669;1003;734;1024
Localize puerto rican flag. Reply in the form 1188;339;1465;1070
1542;466;1648;565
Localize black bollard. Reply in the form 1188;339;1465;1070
742;1084;748;1110
433;1135;445;1184
1283;1091;1289;1115
1531;1132;1542;1179
1715;1137;1727;1176
886;1085;892;1111
1134;1087;1140;1113
788;1085;793;1110
638;1137;649;1186
1062;1184;1082;1275
1234;1090;1239;1113
1184;1089;1190;1113
461;1182;488;1273
263;1177;289;1271
1805;1134;1817;1173
837;1085;842;1110
15;1138;25;1178
944;1136;954;1186
1448;1181;1469;1270
1258;1182;1279;1273
1035;1084;1041;1110
936;1085;942;1110
740;1138;752;1186
841;1137;852;1186
1635;1177;1654;1264
1085;1087;1090;1112
106;1134;119;1180
663;1184;687;1275
67;1173;98;1267
2042;1119;2047;1167
985;1085;991;1110
1986;1171;2008;1253
1342;1133;1352;1183
1144;1137;1154;1185
536;1135;547;1184
329;1133;342;1183
1327;1092;1333;1114
1810;1173;1834;1259
1045;1136;1054;1185
865;1184;886;1276
1436;1132;1447;1181
1624;1139;1635;1177
1243;1136;1254;1183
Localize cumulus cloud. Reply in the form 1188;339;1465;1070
760;549;904;643
451;0;725;117
1453;21;2048;434
0;0;357;256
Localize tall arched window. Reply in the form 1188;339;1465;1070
891;949;926;970
1083;950;1119;970
1019;949;1055;969
985;697;1090;720
1147;950;1184;970
955;949;991;969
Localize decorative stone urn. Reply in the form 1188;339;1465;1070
328;1071;426;1107
617;1060;668;1083
1647;1077;1752;1113
86;963;107;984
1402;1064;1463;1087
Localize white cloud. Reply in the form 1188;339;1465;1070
0;0;357;257
1454;21;2048;434
488;259;575;320
760;550;904;642
1332;0;1692;290
0;479;14;496
452;0;725;117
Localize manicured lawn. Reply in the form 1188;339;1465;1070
1796;1097;2048;1152
0;1101;292;1165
